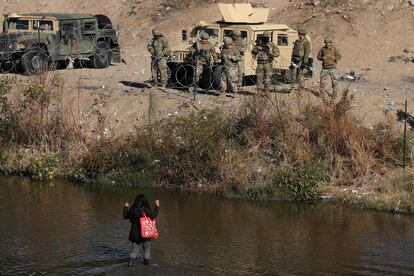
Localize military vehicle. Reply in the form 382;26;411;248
168;3;312;88
0;13;121;74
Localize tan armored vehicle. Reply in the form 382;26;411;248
168;3;312;88
0;13;121;74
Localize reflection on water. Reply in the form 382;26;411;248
0;177;413;275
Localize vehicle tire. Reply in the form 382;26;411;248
21;48;49;75
55;59;69;70
74;59;89;69
1;60;16;73
91;41;112;69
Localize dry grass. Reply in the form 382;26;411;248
0;74;410;207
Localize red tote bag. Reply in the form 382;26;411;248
140;212;159;239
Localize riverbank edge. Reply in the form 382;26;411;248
66;168;414;215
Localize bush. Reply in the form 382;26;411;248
29;155;58;180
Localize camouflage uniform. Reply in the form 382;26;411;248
317;37;342;98
147;29;171;86
251;32;280;93
232;30;246;87
220;37;241;97
189;32;217;86
290;27;311;90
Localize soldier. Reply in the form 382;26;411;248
231;30;246;89
290;27;311;91
317;36;342;99
147;29;171;88
251;31;279;95
219;37;241;98
189;31;217;88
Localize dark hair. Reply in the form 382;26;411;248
132;194;149;209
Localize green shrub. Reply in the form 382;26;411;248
272;165;326;201
29;155;58;180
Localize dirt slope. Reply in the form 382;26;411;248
0;0;413;134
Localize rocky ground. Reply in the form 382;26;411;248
0;0;413;137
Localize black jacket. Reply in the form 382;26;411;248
123;205;159;243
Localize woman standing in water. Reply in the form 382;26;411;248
123;194;160;267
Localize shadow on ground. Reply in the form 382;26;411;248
120;81;151;89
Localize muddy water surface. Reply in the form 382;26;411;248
0;177;413;275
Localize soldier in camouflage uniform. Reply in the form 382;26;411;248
189;32;217;87
290;27;311;91
317;36;342;99
231;30;246;89
219;37;241;98
147;29;171;88
251;31;279;95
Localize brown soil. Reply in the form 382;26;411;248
0;0;413;134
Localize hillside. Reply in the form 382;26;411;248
0;0;413;132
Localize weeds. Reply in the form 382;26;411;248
0;74;409;208
29;155;58;181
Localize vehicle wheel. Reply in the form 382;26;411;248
91;41;112;69
21;48;49;74
74;59;89;69
54;59;69;70
1;60;16;73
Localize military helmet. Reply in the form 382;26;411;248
200;32;209;40
152;29;162;36
324;36;333;43
232;30;241;37
223;37;233;45
263;31;271;38
298;27;307;35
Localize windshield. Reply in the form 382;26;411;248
223;29;248;43
197;28;219;41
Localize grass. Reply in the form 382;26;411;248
0;74;411;213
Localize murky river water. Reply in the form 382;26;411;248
0;176;413;275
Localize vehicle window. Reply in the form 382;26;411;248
223;29;248;43
199;28;219;40
256;32;273;43
83;21;96;33
277;34;288;46
33;20;53;31
9;20;29;30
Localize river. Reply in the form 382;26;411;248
0;177;413;275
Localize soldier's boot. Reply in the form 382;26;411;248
143;258;150;266
160;83;167;91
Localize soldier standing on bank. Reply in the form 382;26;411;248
147;29;171;88
189;32;217;88
231;30;246;90
219;37;241;99
290;27;311;92
317;36;342;99
251;31;279;95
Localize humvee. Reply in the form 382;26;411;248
168;3;312;88
0;13;121;74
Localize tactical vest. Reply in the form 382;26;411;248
195;42;214;64
256;42;276;64
321;46;338;68
233;37;245;55
151;38;167;55
221;48;239;68
292;38;308;60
